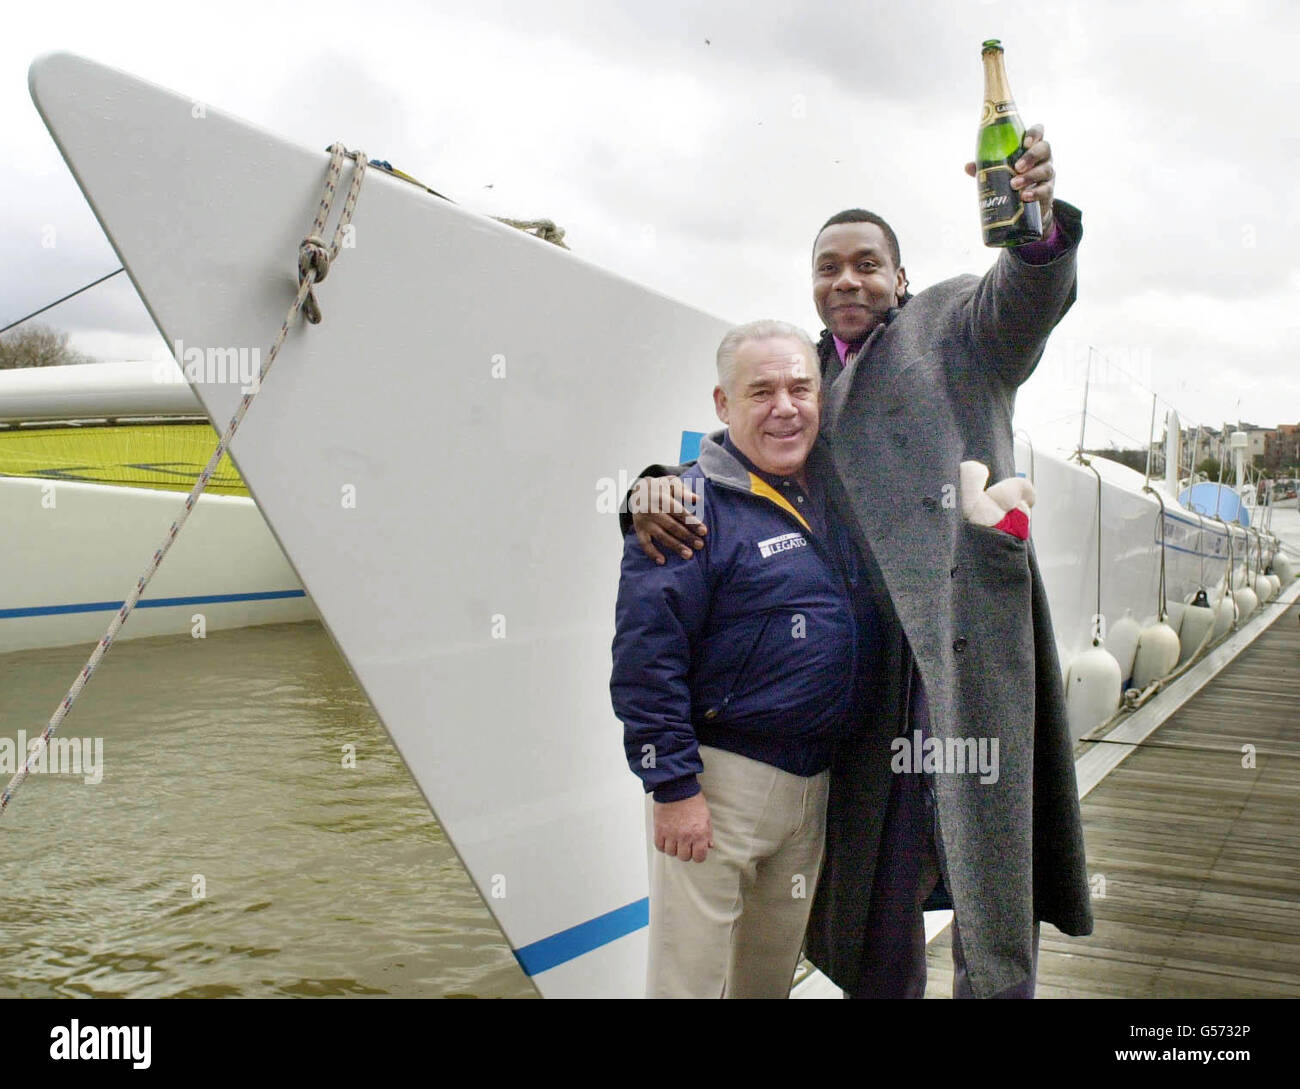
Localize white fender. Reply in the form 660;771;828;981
1213;594;1236;639
1165;600;1187;636
1273;554;1294;582
1177;604;1216;666
1105;614;1142;688
1132;622;1181;688
1236;585;1259;619
1266;573;1282;597
1065;647;1122;738
1253;574;1273;604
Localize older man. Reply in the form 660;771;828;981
623;128;1093;999
610;319;877;999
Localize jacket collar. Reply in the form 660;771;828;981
696;429;821;533
696;429;757;491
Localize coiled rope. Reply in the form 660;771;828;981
1;143;367;816
492;217;568;249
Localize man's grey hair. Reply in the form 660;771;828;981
715;320;819;393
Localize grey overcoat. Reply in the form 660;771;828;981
804;200;1094;997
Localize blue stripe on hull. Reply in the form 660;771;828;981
0;589;307;619
514;897;648;977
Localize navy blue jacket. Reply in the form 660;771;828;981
611;430;877;801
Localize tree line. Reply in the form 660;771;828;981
0;324;95;369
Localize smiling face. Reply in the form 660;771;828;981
714;335;820;479
812;222;907;346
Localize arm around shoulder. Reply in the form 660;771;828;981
617;461;692;536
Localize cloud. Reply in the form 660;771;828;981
0;0;1295;439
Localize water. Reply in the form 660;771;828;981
0;622;536;998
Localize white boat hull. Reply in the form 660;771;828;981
1023;446;1278;702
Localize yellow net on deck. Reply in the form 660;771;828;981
0;422;248;496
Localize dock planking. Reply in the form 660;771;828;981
924;597;1300;998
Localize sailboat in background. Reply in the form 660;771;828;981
0;360;313;654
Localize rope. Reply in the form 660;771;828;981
365;158;569;249
1;143;367;817
1222;516;1237;627
1143;484;1169;623
1080;457;1104;644
492;217;569;249
1197;509;1206;590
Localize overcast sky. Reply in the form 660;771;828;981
3;0;1297;454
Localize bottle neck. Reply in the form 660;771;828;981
981;50;1015;115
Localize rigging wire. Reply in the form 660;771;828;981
0;267;126;336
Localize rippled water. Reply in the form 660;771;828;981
0;622;536;998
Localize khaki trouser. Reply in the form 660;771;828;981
646;744;830;998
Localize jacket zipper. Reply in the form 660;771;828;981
702;611;773;721
702;475;861;722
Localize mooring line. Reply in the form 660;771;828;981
1;144;366;816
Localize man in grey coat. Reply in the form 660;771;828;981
625;126;1093;998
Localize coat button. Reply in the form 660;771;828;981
950;565;959;578
893;433;908;447
953;637;968;653
921;496;938;510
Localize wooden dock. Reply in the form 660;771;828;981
923;593;1300;998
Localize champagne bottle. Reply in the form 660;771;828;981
977;39;1042;247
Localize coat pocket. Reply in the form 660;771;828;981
955;520;1030;592
949;520;1034;742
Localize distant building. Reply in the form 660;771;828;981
1161;421;1300;477
1237;423;1272;464
1160;424;1224;471
1187;425;1221;465
1266;423;1300;472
